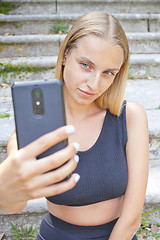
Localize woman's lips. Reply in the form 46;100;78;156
78;88;95;97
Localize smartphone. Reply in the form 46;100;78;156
11;79;67;159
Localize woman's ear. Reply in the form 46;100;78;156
62;54;67;65
63;48;69;65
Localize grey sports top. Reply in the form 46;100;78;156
47;101;128;206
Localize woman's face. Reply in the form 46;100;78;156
63;34;124;106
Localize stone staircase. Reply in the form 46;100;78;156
0;1;160;82
0;0;160;238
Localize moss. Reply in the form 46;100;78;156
0;22;22;28
128;68;156;80
13;23;22;29
0;62;49;83
128;69;137;80
0;42;5;46
50;20;70;34
0;42;21;46
0;21;8;27
0;112;10;118
0;1;17;15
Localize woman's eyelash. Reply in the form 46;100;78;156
104;71;114;76
81;62;90;68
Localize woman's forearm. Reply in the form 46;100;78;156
0;158;27;213
109;217;140;240
0;197;27;214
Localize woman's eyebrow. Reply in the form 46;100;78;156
105;68;120;72
80;56;95;66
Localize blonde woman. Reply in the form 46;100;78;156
7;11;149;240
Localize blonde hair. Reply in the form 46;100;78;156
55;11;129;116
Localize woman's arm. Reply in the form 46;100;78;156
109;102;149;240
0;125;80;214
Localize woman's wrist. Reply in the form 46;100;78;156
109;218;139;240
0;200;27;214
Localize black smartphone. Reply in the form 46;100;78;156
11;79;67;159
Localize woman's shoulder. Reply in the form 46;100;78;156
126;101;148;128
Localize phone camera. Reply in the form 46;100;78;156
32;88;44;116
33;89;41;98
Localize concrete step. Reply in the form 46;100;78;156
2;0;160;15
0;34;61;57
0;198;47;239
0;33;160;58
57;0;160;14
124;80;160;162
0;160;160;239
0;79;160;163
0;13;160;35
1;54;160;83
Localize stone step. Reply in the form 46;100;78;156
57;0;160;14
2;0;160;15
0;79;159;163
0;33;160;58
0;159;160;239
1;54;160;83
0;198;47;239
0;13;160;35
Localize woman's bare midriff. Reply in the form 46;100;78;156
47;196;124;226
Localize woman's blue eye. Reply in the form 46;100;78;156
104;71;114;76
81;63;90;68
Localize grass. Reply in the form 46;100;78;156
0;1;17;15
0;21;8;27
0;62;48;83
127;70;155;80
13;23;22;29
50;20;70;34
0;113;10;118
136;208;160;239
11;223;39;240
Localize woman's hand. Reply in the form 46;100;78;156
0;125;80;214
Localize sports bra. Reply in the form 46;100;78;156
47;101;128;206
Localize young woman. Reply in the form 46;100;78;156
7;11;149;240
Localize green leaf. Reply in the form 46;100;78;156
152;233;160;237
10;223;39;239
29;226;33;232
142;208;160;216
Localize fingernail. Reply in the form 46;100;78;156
74;154;79;163
73;142;80;151
74;174;80;183
65;125;75;134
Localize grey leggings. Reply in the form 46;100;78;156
36;213;138;240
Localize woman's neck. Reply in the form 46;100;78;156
64;88;100;121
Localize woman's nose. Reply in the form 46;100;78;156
87;72;101;90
